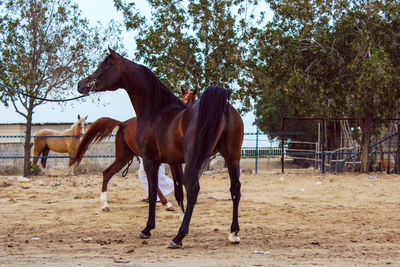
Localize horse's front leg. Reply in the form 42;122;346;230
68;157;76;176
138;159;160;239
69;145;77;176
169;164;199;249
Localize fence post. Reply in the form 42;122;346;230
317;121;320;170
321;119;325;174
255;127;259;174
281;117;285;173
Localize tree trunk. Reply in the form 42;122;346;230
360;123;371;173
396;99;400;173
23;106;34;177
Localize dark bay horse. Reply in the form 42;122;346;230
71;89;196;212
75;48;243;248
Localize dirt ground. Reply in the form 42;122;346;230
0;159;399;266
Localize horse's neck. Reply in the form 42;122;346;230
122;62;186;121
66;123;80;136
122;63;160;119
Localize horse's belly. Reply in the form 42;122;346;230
47;139;68;153
160;149;185;164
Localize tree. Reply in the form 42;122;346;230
251;0;400;172
0;0;123;176
114;0;260;111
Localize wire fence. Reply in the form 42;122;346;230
4;129;397;173
0;132;284;162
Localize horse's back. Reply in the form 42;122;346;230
34;128;66;138
155;103;242;163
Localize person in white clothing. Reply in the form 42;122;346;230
137;157;174;203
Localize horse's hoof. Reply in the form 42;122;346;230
229;233;240;244
138;232;151;239
165;202;175;211
168;241;183;249
102;206;111;212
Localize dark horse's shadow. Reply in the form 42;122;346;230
74;48;244;248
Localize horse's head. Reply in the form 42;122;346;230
78;48;124;94
77;114;88;134
180;87;197;106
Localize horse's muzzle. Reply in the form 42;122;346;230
77;79;95;94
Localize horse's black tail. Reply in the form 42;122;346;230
189;85;231;172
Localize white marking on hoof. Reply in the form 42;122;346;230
165;202;175;211
229;233;240;244
168;241;184;249
100;192;110;211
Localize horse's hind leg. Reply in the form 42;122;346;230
157;188;174;211
40;146;50;169
217;111;243;244
225;158;241;244
169;162;200;248
101;157;132;211
32;140;43;167
169;164;185;218
101;131;134;211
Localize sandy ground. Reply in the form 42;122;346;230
0;159;400;267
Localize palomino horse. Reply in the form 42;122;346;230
75;48;243;248
71;89;196;212
33;115;87;175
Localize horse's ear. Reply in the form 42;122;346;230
108;47;119;58
193;89;197;97
78;114;81;120
84;115;88;121
181;86;186;95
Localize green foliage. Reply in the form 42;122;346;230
0;0;123;176
0;0;123;110
251;0;400;144
31;163;41;176
114;0;261;111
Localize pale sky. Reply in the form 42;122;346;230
0;0;272;146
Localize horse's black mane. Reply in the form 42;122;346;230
128;58;186;120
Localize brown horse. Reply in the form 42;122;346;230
72;89;196;212
33;115;87;175
74;48;243;248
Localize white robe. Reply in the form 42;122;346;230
137;157;174;200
